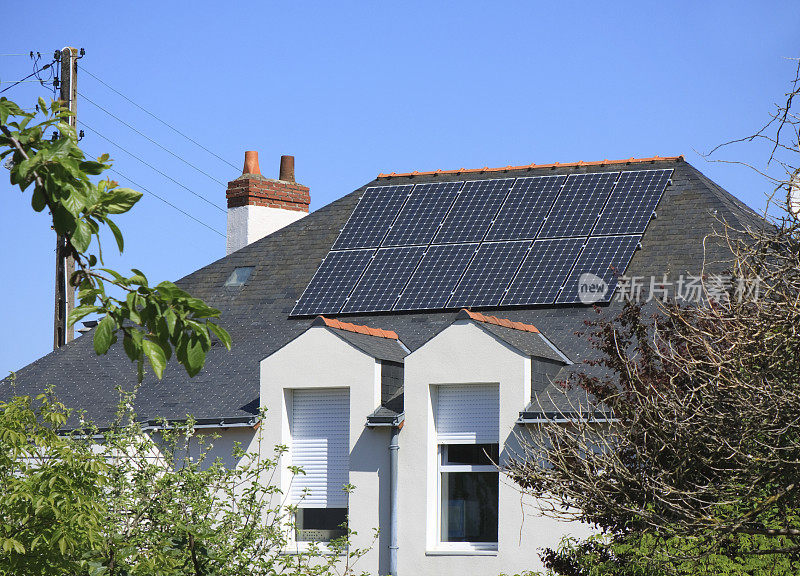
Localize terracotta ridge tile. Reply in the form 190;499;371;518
377;155;684;179
458;309;540;334
314;316;399;340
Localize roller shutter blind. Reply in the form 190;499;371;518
436;384;499;444
290;388;350;508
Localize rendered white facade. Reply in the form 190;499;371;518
254;320;591;575
260;327;391;570
226;204;307;255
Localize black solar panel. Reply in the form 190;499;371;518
394;243;478;311
556;235;640;304
593;169;672;235
448;241;531;308
485;175;566;241
291;249;375;316
434;179;514;244
341;246;425;313
331;185;412;250
383;182;462;246
503;238;585;306
538;172;619;239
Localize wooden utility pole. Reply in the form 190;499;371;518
54;47;78;349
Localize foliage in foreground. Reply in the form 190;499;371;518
539;533;800;576
0;96;230;382
0;388;372;576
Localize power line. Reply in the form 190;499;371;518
81;122;226;213
80;65;239;171
78;90;227;186
104;165;226;238
0;59;55;94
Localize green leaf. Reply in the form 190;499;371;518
142;339;167;379
179;336;206;378
102;188;142;214
31;186;47;212
79;160;107;175
67;305;100;327
93;315;114;355
106;218;124;253
208;323;232;350
71;219;92;253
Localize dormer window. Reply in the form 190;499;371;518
224;266;254;287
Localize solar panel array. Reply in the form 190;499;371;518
292;168;672;316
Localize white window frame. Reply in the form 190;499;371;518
431;384;500;554
436;444;499;552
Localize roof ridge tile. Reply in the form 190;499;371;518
313;316;399;340
377;155;684;179
456;309;540;334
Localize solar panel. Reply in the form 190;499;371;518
434;179;514;244
383;182;463;247
538;172;619;239
503;238;585;306
485;175;566;241
331;185;412;250
593;169;672;235
291;249;375;316
341;246;425;313
556;235;640;304
448;241;531;308
394;243;478;311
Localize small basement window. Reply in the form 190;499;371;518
224;266;254;287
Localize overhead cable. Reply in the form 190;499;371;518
0;59;55;94
80;66;239;171
78;90;227;186
99;162;226;238
81;122;226;213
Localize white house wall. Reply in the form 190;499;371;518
260;327;390;573
402;320;592;575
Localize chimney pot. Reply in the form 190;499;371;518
243;151;261;175
279;155;295;183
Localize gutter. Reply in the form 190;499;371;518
517;412;617;425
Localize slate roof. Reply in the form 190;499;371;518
1;156;761;429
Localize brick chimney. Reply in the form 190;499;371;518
225;152;310;254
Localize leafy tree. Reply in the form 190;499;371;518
0;96;230;382
0;384;373;575
505;61;800;573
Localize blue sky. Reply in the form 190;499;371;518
1;1;798;377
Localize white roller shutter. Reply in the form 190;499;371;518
290;388;350;508
436;384;499;444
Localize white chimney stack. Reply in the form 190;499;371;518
225;152;310;254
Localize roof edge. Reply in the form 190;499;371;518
377;155;684;179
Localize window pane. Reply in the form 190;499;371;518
296;508;347;542
224;266;254;287
444;443;499;466
441;472;498;543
